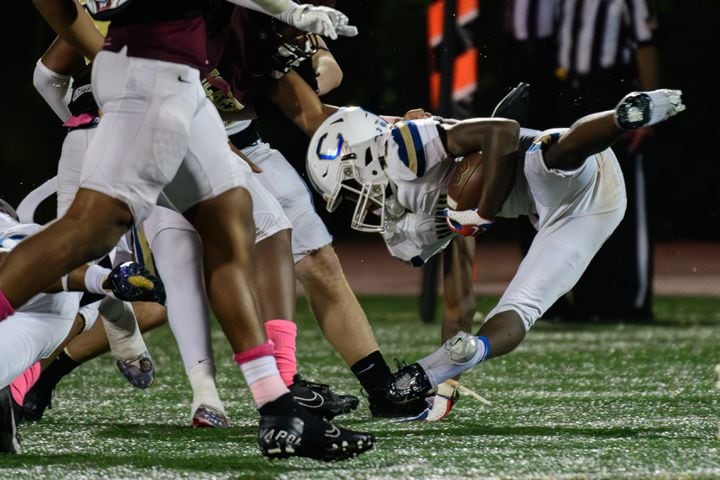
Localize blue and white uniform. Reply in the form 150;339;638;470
0;214;83;389
381;122;627;330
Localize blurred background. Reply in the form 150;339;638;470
2;0;719;238
1;1;718;307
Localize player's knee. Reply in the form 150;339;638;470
296;244;342;287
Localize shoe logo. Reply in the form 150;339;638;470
293;391;325;409
354;363;375;375
324;424;341;438
260;427;302;447
177;75;192;84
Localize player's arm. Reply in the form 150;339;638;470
309;35;343;96
34;36;86;122
266;69;337;136
444;118;520;220
32;0;104;60
225;0;357;40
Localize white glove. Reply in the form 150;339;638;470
278;3;358;39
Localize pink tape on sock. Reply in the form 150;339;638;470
233;341;274;365
0;290;15;321
10;362;41;405
265;319;298;387
249;375;289;408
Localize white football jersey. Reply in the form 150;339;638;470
381;123;541;265
0;213;82;317
381;119;456;265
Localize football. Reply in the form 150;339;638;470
447;152;484;210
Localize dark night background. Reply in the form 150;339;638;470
1;1;718;243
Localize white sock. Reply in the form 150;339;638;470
146;224;214;372
418;334;490;389
84;264;111;295
98;297;148;361
188;362;225;415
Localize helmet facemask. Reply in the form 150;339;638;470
307;107;394;233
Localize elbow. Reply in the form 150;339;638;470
494;118;521;150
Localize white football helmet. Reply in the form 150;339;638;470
307;107;394;232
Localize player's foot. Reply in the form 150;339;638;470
290;374;359;420
366;389;428;418
116;350;154;389
0;386;22;454
385;363;434;405
258;393;374;461
104;262;167;305
192;405;229;428
399;380;459;422
21;380;54;422
615;89;685;129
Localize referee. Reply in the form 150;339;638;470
553;0;659;321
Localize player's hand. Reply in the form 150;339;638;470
443;208;494;236
403;108;432;120
283;4;358;40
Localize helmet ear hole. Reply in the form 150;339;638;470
364;148;373;166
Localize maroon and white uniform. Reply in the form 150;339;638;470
81;0;252;223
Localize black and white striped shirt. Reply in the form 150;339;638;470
506;0;557;42
557;0;656;76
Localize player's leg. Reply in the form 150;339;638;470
0;298;80;453
173;100;374;459
243;171;359;420
22;302;166;421
0;190;132;315
0;50;199;318
141;206;228;427
441;236;477;343
242;139;401;416
544;89;685;171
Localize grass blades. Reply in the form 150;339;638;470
1;296;719;479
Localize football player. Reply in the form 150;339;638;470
6;0;372;461
205;4;426;418
305;89;686;409
0;200;165;453
26;32;357;426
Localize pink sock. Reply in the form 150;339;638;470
264;319;297;387
234;342;289;408
10;362;41;405
0;290;15;321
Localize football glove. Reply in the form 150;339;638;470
279;3;358;40
443;208;494;237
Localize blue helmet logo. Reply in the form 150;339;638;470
317;133;345;160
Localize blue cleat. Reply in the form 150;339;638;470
192;405;230;428
116;351;155;389
104;262;166;305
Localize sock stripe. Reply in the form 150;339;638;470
233;341;274;365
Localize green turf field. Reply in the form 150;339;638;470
1;296;719;479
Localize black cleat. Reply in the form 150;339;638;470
0;386;22;454
385;363;434;405
290;374;359;420
257;393;374;462
367;391;427;418
21;380;54;422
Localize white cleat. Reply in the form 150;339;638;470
615;89;685;129
444;331;480;363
